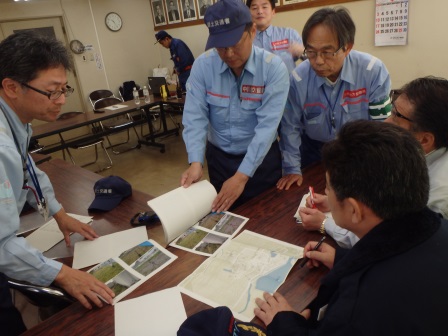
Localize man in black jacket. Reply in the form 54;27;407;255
255;120;448;335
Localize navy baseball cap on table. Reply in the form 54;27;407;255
155;30;170;44
88;176;132;212
204;0;253;50
177;306;266;335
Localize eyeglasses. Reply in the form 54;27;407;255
216;32;250;54
391;102;413;122
304;46;343;60
21;82;74;100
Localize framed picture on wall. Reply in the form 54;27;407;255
165;0;181;23
180;0;198;21
282;0;307;6
152;0;167;26
197;0;211;18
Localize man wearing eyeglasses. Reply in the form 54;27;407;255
181;0;289;212
298;76;448;250
277;7;391;191
0;31;114;334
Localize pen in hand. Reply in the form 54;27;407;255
309;186;317;209
299;236;326;268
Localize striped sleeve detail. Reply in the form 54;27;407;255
369;96;392;119
292;71;302;82
366;56;378;71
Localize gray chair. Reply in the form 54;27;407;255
8;277;75;321
57;111;112;172
88;89;115;108
93;97;141;154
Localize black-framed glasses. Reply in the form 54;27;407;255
391;102;413;122
21;82;74;100
304;46;343;60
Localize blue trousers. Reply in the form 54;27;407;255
206;140;282;209
178;70;191;92
300;133;324;170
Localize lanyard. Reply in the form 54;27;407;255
321;82;344;133
1;106;48;219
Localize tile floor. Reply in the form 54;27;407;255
16;117;209;331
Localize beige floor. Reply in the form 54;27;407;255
16;117;209;330
53;116;208;197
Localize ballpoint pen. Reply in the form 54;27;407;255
299;236;326;268
309;186;317;209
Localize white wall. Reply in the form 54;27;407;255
1;0;447;104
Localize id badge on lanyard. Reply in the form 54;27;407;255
24;155;49;222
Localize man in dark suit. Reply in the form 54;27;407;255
183;0;196;19
168;0;180;21
155;4;166;24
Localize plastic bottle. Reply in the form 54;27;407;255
143;86;150;103
133;87;140;105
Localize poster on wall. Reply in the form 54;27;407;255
181;0;198;21
375;0;409;46
152;0;168;26
165;0;181;23
282;0;307;6
197;0;211;19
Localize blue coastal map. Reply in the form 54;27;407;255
178;230;303;322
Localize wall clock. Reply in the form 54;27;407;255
105;12;123;32
69;39;85;54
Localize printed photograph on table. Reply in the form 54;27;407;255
88;240;177;304
180;0;197;21
169;211;249;257
196;0;211;18
165;0;181;23
152;0;167;26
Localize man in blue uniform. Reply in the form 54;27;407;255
247;0;304;73
277;7;391;190
180;0;289;212
155;30;195;92
299;76;448;249
0;31;114;335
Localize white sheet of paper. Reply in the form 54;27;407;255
25;214;92;252
294;193;332;222
148;180;217;243
72;226;148;269
104;104;127;110
115;287;186;336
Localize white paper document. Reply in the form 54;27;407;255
103;104;127;110
88;239;177;304
115;287;186;336
72;226;148;269
148;180;217;244
294;193;332;223
25;213;92;252
148;180;249;256
178;230;303;322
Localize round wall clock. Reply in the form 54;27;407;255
69;39;85;54
105;12;123;32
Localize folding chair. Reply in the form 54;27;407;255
94;97;141;154
56;111;112;172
